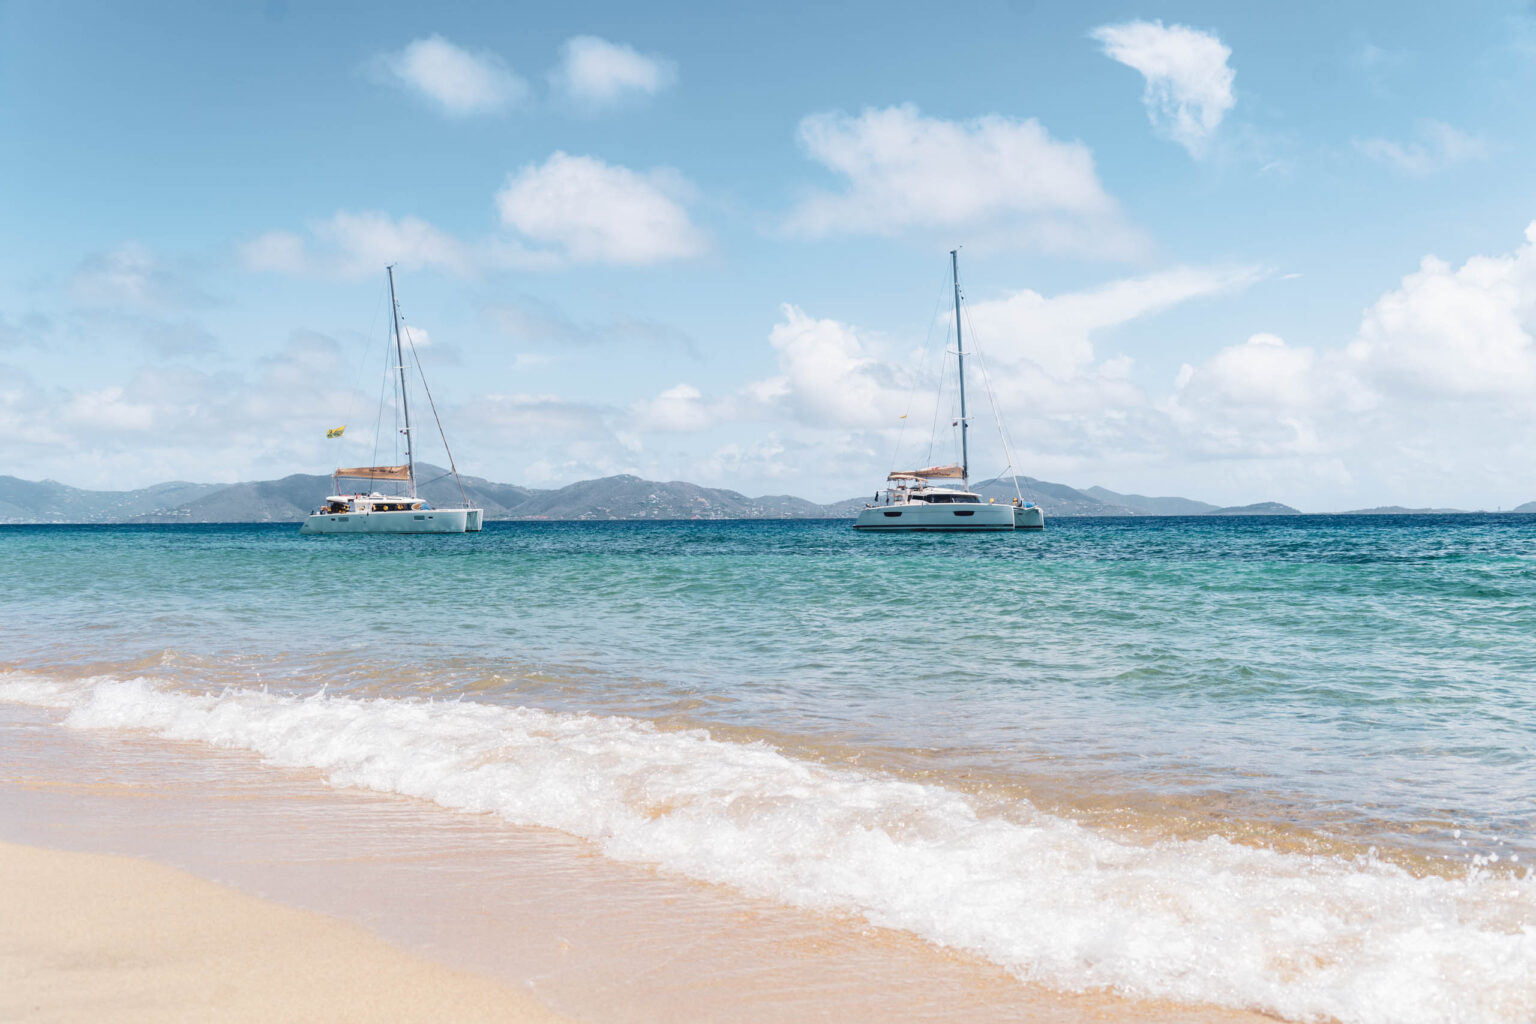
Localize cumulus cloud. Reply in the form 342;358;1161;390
1163;334;1338;461
1346;224;1536;395
785;105;1139;256
746;305;913;429
1155;222;1536;502
242;152;706;277
495;152;706;265
1091;20;1235;158
1355;120;1489;175
372;35;527;116
551;36;675;105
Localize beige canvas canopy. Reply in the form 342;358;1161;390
888;464;964;481
334;465;412;481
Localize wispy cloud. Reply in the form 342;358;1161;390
1355;120;1488;175
1091;20;1235;158
69;243;215;311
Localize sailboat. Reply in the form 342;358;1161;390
854;251;1045;532
300;267;483;535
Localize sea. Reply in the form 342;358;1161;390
2;515;1534;1023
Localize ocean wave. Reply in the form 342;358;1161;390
3;672;1533;1024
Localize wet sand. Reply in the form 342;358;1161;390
0;702;1279;1024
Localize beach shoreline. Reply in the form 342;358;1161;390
0;698;1279;1024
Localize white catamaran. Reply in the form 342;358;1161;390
855;251;1044;533
301;267;483;535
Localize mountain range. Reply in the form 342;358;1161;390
0;468;1524;524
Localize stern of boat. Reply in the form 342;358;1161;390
1014;504;1045;530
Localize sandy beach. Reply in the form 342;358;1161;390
0;840;567;1024
0;698;1281;1024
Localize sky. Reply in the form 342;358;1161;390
5;1;1536;510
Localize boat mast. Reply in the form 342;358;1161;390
386;265;416;498
951;249;968;483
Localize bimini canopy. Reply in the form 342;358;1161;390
334;465;412;481
888;464;964;481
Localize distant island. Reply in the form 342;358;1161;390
0;468;1526;524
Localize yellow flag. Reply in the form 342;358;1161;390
326;425;346;439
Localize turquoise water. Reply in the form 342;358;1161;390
4;515;1535;859
5;516;1536;1023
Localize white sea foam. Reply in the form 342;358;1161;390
3;673;1534;1024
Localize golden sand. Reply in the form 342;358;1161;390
0;701;1279;1024
0;840;567;1024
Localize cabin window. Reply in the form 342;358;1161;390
883;511;902;517
414;515;426;520
953;510;975;517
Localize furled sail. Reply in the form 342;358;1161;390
333;465;412;481
888;464;965;480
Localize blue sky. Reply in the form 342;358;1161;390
5;1;1536;509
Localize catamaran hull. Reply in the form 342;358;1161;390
854;503;1018;531
465;509;483;532
300;509;473;534
1015;505;1045;529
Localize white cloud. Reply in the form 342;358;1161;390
1163;334;1337;461
732;265;1260;443
239;231;309;274
242;156;707;278
397;324;432;348
1092;20;1235;158
1346;224;1536;395
1355;120;1489;175
0;334;367;486
634;382;729;432
30;226;1536;510
1154;222;1536;501
240;212;476;278
63;386;156;432
965;265;1264;377
551;36;675;105
750;305;911;429
785;105;1139;256
495;152;706;265
373;35;526;116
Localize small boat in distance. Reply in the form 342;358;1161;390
855;251;1044;533
301;267;482;535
